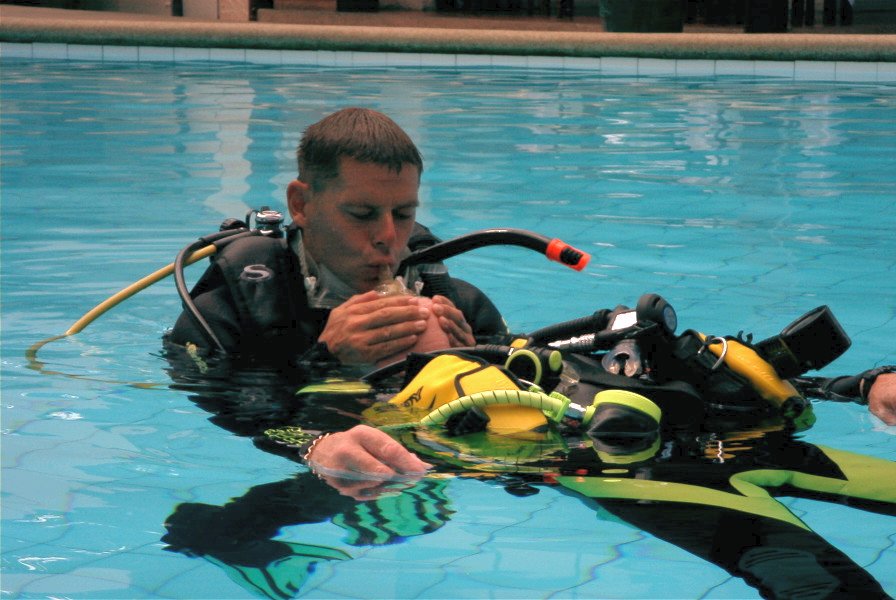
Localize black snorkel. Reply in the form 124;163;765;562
395;228;590;302
398;228;590;274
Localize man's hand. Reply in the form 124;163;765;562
867;372;896;425
431;295;476;348
307;425;432;499
319;291;430;365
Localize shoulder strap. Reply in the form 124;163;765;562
209;234;319;350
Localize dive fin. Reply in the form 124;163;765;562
202;542;350;600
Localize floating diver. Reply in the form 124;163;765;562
163;345;895;599
161;287;895;599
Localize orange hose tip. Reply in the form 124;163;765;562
546;238;590;271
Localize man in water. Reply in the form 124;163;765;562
170;107;896;487
170;107;507;482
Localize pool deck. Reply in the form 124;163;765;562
2;4;895;61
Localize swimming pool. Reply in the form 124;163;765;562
1;58;894;599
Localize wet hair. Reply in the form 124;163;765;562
297;107;424;192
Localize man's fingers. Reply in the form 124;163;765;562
312;426;431;477
431;296;475;346
356;425;432;473
321;292;432;364
348;292;428;320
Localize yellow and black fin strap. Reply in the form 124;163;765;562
555;475;809;530
559;445;896;530
730;445;896;505
203;542;350;600
331;478;454;546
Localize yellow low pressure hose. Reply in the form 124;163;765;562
25;244;217;374
65;245;217;336
420;389;570;427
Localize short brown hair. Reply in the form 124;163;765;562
297;107;423;192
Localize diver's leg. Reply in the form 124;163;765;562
597;501;888;598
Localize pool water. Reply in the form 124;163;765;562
2;59;895;599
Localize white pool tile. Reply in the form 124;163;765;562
600;56;638;74
385;52;422;67
835;61;878;82
493;54;529;68
675;59;715;77
280;50;318;65
209;47;247;63
1;42;33;59
31;43;68;60
456;54;493;67
331;51;356;67
138;46;175;63
4;42;892;85
527;55;565;70
350;52;389;67
244;48;283;64
638;58;676;76
174;46;212;62
418;52;456;67
102;45;139;62
562;56;601;71
794;60;837;80
715;59;755;76
315;50;337;66
878;62;896;82
66;44;104;61
754;60;794;78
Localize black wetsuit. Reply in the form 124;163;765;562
168;223;507;363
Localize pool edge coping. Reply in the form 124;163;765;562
3;14;896;63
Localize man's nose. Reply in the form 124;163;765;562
373;213;397;251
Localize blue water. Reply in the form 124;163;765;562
2;59;895;599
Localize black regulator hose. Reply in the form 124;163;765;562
528;309;611;346
174;228;254;354
398;228;590;273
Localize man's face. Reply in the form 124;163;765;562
288;157;420;293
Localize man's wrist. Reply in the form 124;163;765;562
861;365;896;403
263;425;331;464
300;432;333;464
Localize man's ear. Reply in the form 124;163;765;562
286;179;310;227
